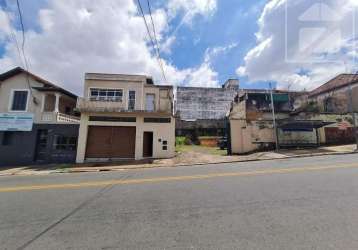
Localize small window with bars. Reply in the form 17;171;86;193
128;90;136;110
89;88;123;102
53;135;77;151
10;90;29;111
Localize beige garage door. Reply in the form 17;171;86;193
85;126;136;159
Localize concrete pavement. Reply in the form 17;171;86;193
1;154;358;249
0;144;356;177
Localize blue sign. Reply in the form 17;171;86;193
0;113;34;131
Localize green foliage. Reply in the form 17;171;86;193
175;136;186;146
345;117;353;124
305;101;320;113
176;136;194;146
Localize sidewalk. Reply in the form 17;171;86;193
0;144;356;177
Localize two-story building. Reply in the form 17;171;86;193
76;73;175;163
0;67;80;166
228;89;314;154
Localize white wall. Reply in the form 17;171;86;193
76;112;175;163
0;73;44;123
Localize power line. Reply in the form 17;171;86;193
15;0;36;102
146;0;167;82
3;6;25;66
15;0;30;70
136;0;167;82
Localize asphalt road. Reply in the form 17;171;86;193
1;154;358;250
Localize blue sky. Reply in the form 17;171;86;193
160;0;267;88
0;0;356;94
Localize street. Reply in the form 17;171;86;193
1;154;358;250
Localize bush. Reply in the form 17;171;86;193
175;136;186;146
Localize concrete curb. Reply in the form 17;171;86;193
61;150;357;174
0;151;356;177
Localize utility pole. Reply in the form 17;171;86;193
344;62;358;151
348;79;358;151
270;83;279;151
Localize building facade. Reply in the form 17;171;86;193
0;67;80;166
301;74;358;144
229;73;358;154
76;73;175;163
228;90;313;154
176;79;239;137
308;74;358;113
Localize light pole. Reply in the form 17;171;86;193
270;83;279;151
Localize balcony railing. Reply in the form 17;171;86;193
57;113;80;123
41;112;80;123
76;97;172;114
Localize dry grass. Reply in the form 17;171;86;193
176;144;227;156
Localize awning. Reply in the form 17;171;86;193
278;120;335;132
248;93;289;103
272;94;289;102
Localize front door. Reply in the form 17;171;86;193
35;129;49;162
143;132;153;158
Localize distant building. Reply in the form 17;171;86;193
76;73;175;163
308;74;358;113
176;79;239;136
228;73;358;154
228;89;312;154
0;67;80;166
296;73;358;145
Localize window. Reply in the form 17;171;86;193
2;132;15;146
146;94;155;111
89;88;123;102
128;90;136;110
37;130;48;149
53;135;77;151
324;97;335;113
10;90;28;111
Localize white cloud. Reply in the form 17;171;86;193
204;42;238;63
237;0;358;91
0;8;12;40
0;0;219;94
181;62;218;87
160;35;176;54
181;43;239;88
167;0;217;23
